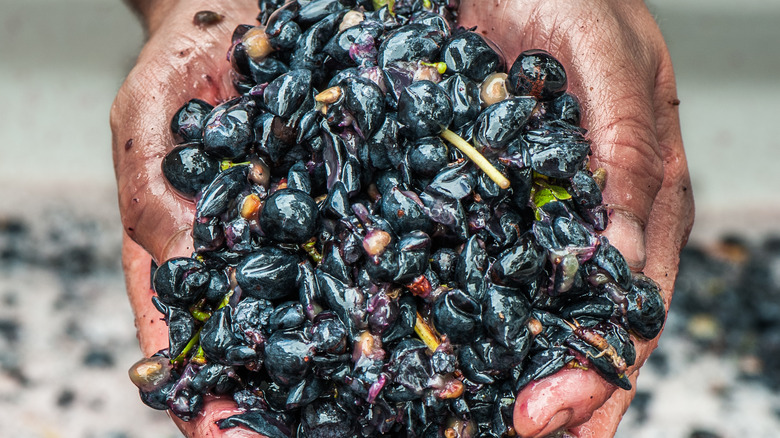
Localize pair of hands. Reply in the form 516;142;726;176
111;0;694;436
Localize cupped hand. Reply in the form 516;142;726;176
113;0;694;437
111;0;264;436
459;0;694;436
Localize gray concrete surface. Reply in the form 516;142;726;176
1;0;779;437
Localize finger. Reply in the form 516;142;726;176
123;232;168;356
566;373;638;438
124;234;265;437
171;396;264;438
512;368;616;437
643;37;695;301
111;2;251;263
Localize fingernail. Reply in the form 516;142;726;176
608;211;646;271
536;408;573;437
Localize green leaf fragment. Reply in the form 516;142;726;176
547;184;572;200
191;308;211;322
533;188;557;209
372;0;395;14
217;291;234;310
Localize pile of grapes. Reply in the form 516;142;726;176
128;0;666;436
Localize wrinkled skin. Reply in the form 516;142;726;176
112;0;694;437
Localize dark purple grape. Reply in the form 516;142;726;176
254;113;293;165
249;56;289;84
218;410;292;438
263;69;312;118
202;99;255;160
394;231;431;282
426;159;475;200
571;170;603;209
268;301;306;332
195;164;250;218
439;74;480;130
192;216;224;253
561;296;616;321
287;161;312;194
152;257;207;307
200;307;239;364
433;289;482;344
389;339;431;395
367;115;402;169
458;344;494;384
316;270;367;335
286;376;326;410
138;379;176;411
492;235;545;284
236;247;301;300
397;80;453;139
259;188;318;244
440;31;504;82
473;97;537;150
301;399;356;437
507;49;568;101
264;330;314;387
232;297;273;345
552;216;592;248
410;11;451;36
566;321;634;390
204;268;230;304
165;306;196;358
625;274;665;339
170;99;213;142
378;23;446;68
382;295;415;344
290;12;342;84
256;0;287;25
297;0;350;25
380;187;434;235
407;136;448;178
419;191;468;240
482;283;532;350
430;248;459;284
514;346;572;391
340;76;386;138
320;243;352;284
324;20;384;67
527;122;590;179
310;313;348;353
224;217;253;253
456;235;488;300
593;236;632;290
322;181;350;219
549;92;581;125
265;2;301;51
168;387;204;421
162;143;220;198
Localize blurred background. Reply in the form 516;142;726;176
0;0;778;436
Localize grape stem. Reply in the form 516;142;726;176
171;328;203;364
440;129;511;189
414;312;441;352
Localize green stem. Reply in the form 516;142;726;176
171;328;203;364
440;129;510;189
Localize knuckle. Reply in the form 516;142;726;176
591;114;665;218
